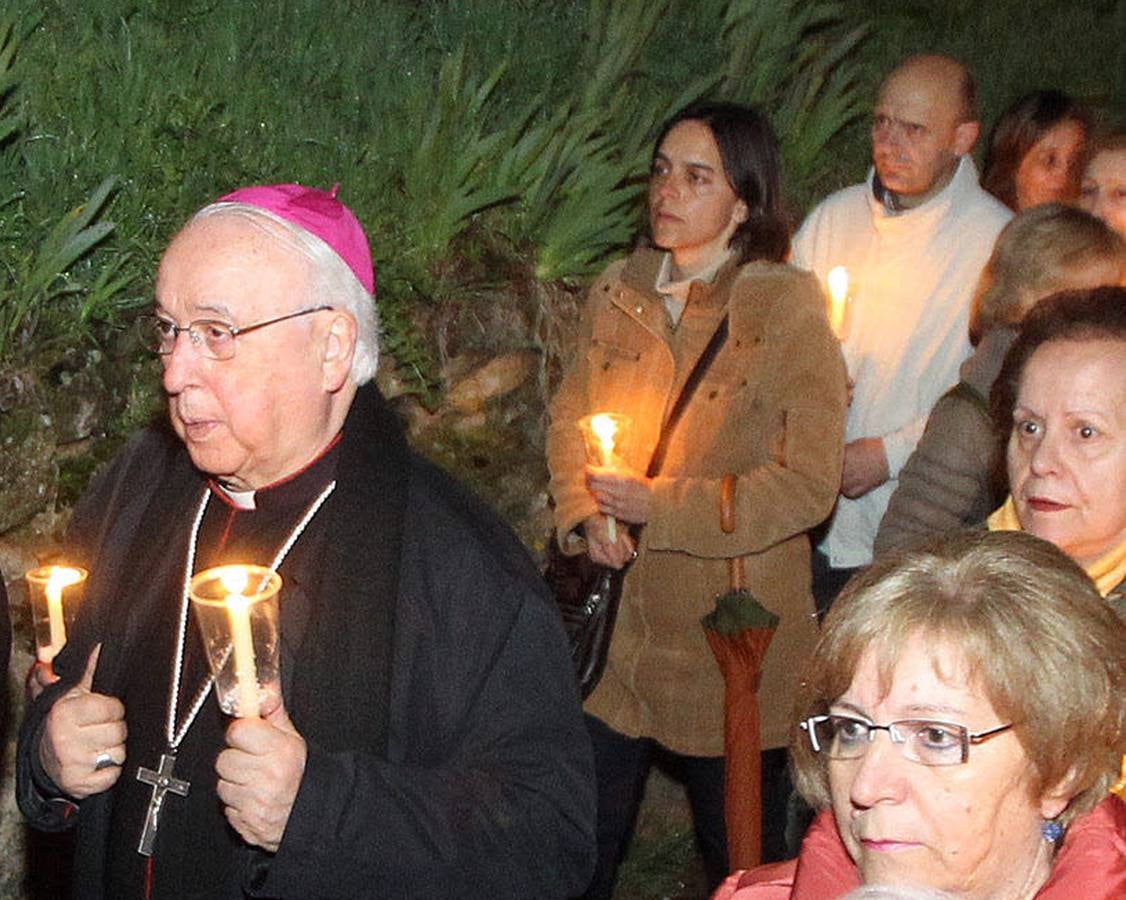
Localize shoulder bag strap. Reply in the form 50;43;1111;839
646;315;729;478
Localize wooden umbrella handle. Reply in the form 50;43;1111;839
720;474;746;591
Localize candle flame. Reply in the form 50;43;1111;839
827;266;849;305
590;413;618;453
219;566;250;598
46;566;84;597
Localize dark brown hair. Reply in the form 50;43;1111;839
652;102;790;264
990;285;1126;439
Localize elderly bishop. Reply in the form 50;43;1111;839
17;185;596;899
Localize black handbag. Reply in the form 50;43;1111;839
548;315;730;698
545;537;627;698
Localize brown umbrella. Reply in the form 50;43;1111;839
701;474;780;871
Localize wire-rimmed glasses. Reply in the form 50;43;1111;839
801;713;1013;766
137;305;334;360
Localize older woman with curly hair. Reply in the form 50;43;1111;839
716;529;1126;898
988;285;1126;603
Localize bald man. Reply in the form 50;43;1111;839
792;54;1011;611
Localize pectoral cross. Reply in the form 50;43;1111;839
136;752;191;856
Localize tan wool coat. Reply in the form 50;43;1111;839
547;248;848;755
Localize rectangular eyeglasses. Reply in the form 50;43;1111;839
801;713;1013;766
137;305;334;361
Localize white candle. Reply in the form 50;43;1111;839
220;568;260;718
827;265;850;339
589;413;619;542
39;567;83;663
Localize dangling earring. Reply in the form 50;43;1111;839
1040;819;1063;843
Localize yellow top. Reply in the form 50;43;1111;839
988;495;1126;598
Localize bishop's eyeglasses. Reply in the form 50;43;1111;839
137;305;334;361
801;713;1013;767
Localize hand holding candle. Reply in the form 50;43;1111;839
25;565;88;664
579;412;631;543
39;644;127;800
216;694;306;852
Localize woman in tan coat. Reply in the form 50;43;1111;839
547;103;847;897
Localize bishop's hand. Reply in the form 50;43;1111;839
216;696;307;853
39;644;128;799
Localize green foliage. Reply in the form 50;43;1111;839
0;16;23;145
4;0;1109;417
0;0;873;395
0;0;1107;405
0;13;138;364
393;45;518;276
512;0;677;284
717;0;869;209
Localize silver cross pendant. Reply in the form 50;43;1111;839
135;751;191;856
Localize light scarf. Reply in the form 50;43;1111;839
988;495;1126;598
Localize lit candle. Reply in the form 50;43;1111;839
589;413;620;542
219;567;260;718
827;265;850;340
39;566;84;663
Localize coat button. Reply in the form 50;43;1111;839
634;305;644;315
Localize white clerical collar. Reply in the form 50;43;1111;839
217;483;256;510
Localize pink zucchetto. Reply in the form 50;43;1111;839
215;183;375;294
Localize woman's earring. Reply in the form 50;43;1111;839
1041;819;1063;843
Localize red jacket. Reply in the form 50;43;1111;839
714;797;1126;899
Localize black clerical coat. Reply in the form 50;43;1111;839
17;384;596;898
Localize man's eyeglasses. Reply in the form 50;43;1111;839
871;114;929;145
801;714;1013;767
137;306;334;361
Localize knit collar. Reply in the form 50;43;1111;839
988;496;1126;597
865;155;980;232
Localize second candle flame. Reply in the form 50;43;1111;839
827;266;850;339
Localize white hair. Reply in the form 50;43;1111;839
189;202;379;384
